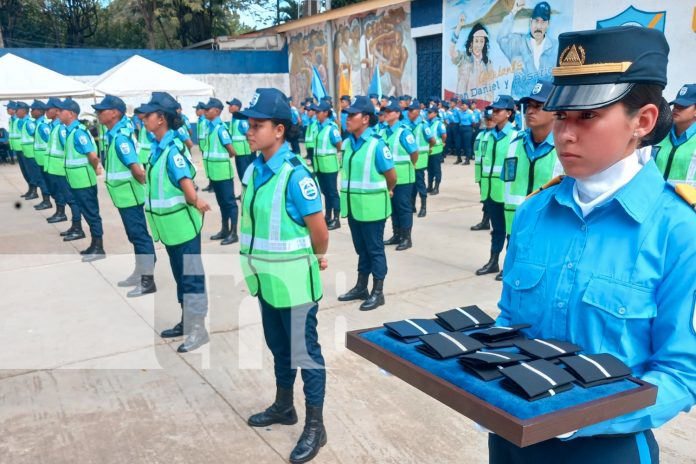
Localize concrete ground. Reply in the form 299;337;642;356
0;152;693;464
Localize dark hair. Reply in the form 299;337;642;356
157;111;183;130
622;84;671;148
465;23;490;65
271;118;300;141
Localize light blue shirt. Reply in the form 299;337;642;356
106;117;138;166
498;161;696;437
669;120;696;146
348;126;394;174
35;116;50;143
490;122;514;142
318;119;342;146
458;108;474;126
150;130;194;186
62;120;95;154
207;117;232;146
522;128;555;162
340;112;348;132
386;121;418;155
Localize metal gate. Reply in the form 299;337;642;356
415;34;442;102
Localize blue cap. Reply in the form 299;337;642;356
340;95;351;102
135;92;178;115
490;94;516;110
406;99;421;111
4;100;16;109
450;97;459;103
14;101;29;111
545;26;669;111
321;96;333;102
226;98;242;107
531;1;551;21
46;97;63;109
56;98;79;114
368;93;379;99
670;84;696;107
203;98;224;110
484;106;494;119
92;95;126;113
30;100;47;110
519;79;553;104
381;99;402;113
310;101;332;112
426;106;439;113
194;101;206;110
343;96;376;115
237;88;292;121
442;102;450;109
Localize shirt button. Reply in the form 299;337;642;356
515;280;520;287
567;262;574;269
581;224;587;231
618;307;626;315
557;302;565;308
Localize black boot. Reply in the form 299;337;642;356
203;182;214;192
360;278;385;311
289;405;327;464
210;222;230;240
427;179;433;193
177;314;209;352
411;197;417;213
495;270;504;281
476;252;500;276
221;223;239;245
470;212;491;231
417;197;426;218
383;227;401;245
454;156;462;165
82;237;106;262
337;273;369;301
34;195;52;210
247;387;298;427
47;205;67;223
62;224;85;241
327;209;341;230
127;275;157;297
24;186;38;200
20;186;32;198
161;314;183;338
60;223;77;237
431;181;440;196
396;228;412;251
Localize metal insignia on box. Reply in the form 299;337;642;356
559;44;586;67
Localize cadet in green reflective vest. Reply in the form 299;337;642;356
237;88;329;464
29;100;54;211
337;96;396;311
137;92;211;353
500;80;562;282
194;102;213;192
18;102;44;201
12;102;38;198
4;101;19;166
476;95;518;277
97;123;107;161
311;100;343;230
203;97;239;245
57;98;106;262
406;100;435;218
426;106;447;195
471;108;495;232
94;95;157;297
227;97;254;189
303;104;318;166
134;113;152;166
654;84;696;186
382;99;419;251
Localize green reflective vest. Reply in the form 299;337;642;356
97;123;107;155
106;127;145;208
480;127;517;203
502;133;562;234
33;117;49;167
145;139;202;246
340;136;391;221
655;130;696;187
65;124;97;189
239;157;322;308
304;120;318;150
314;122;339;173
45;122;66;176
229;119;251;156
20;117;36;159
412;122;430;170
387;125;415;185
204;122;234;181
197;117;208;154
9;117;21;151
137;127;152;166
429;119;444;155
473;129;489;184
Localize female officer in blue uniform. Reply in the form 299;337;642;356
237;88;329;464
136;92;211;353
492;26;696;462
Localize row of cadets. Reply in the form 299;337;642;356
309;100;342;230
405;100;435;218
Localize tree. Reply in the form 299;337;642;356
44;0;100;47
279;0;302;23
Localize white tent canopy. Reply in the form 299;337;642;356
91;55;214;98
0;53;97;100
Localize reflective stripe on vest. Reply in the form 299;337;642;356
106;127;145;208
655;132;696;186
340;137;391;221
46;123;66;176
64;124;97;189
20;118;36;158
230;119;251;156
205;122;234;181
388;126;415;185
413;123;429;169
430;120;444;155
314;123;339;173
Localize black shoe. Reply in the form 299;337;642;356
396;228;412;251
383;228;401;246
411;199;417;213
82;237;106;262
127;275;157;297
476;252;500;276
210;227;229;240
47;205;67;223
417;198;426;218
338;273;370;301
289;405;327;464
248;387;298;427
20;187;32;198
34;196;52;210
454;157;462;165
24;187;38;200
203;183;214;192
431;182;440;196
221;230;239;245
63;227;85;241
495;270;504;281
177;315;209;352
161;317;184;338
327;218;340;230
471;213;491;231
60;224;78;237
360;278;385;311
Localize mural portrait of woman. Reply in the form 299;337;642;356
450;15;495;101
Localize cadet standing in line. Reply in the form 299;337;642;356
16;101;42;201
457;99;475;165
338;96;396;311
203;97;238;245
227;98;254;182
382;99;419;251
470;108;494;232
426;106;447;195
136;92;210;353
500;79;562;282
406;100;434;217
29;100;54;211
237;88;329;464
4;102;19;166
303;101;318;167
57;98;105;261
288;96;302;155
339;95;350;139
476;95;517;277
449;97;463;164
94;95;157;297
11;102;36;198
194;102;213;192
492;25;696;462
311;100;342;230
654;83;696;186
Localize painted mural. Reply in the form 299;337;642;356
287;24;330;102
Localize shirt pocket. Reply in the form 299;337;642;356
503;261;547;327
581;276;656;358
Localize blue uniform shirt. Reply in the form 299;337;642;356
290;107;300;125
175;125;191;143
25;117;37;137
340;112;348;132
450;109;461;124
61;120;95;155
236;119;249;136
51;119;66;148
106;117;138;166
150;130;194;186
669;120;696;146
207;117;232;146
498;161;696;437
35;116;50;143
432;119;447;137
301;112;310;127
491;122;514;142
514;112;523;130
522;128;555;162
318;120;342;146
348;126;394;174
247;143;323;224
181;114;192;132
458;108;474;126
386;121;419;155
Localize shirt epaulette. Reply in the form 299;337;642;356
675;184;696;211
288;156;301;167
526;175;564;199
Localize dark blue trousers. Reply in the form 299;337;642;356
260;297;326;407
49;174;81;224
118;205;156;274
449;123;460;157
460;125;473;159
211;179;238;227
485;199;506;253
489;431;659;464
427;154;443;184
234;155;254;182
412;168;427;200
316;171;340;213
72;186;103;238
348;216;387;279
40;169;52;196
16;152;34;187
390;184;413;230
25;157;49;194
165;234;207;316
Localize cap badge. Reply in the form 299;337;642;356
559;44;586;67
532;83;543;94
249;93;260;107
679;86;688;96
